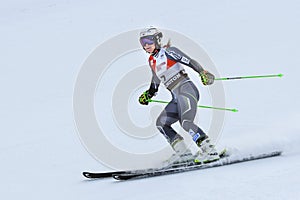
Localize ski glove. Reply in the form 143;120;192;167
200;70;215;85
139;90;154;105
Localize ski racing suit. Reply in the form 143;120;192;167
147;46;207;145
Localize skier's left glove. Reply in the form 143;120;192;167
200;70;215;85
138;90;154;105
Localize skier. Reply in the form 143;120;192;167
138;26;219;165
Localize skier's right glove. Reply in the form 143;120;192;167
200;70;215;85
138;90;154;105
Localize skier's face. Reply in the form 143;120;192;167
144;43;155;54
140;36;156;53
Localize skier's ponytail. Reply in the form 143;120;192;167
163;39;171;49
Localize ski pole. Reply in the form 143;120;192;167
215;73;283;81
148;99;238;112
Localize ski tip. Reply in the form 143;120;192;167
112;173;140;181
112;174;122;180
82;172;92;178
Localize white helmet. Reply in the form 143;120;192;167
139;26;163;49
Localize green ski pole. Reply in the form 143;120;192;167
148;99;238;112
215;73;283;81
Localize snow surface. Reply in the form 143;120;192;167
1;0;300;199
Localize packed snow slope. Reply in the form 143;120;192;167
1;0;300;199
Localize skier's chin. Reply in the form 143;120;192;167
146;49;153;53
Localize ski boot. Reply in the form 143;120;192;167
162;137;194;167
194;136;220;163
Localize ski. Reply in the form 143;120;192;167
112;151;282;181
83;149;227;179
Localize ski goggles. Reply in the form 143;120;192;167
139;36;155;46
